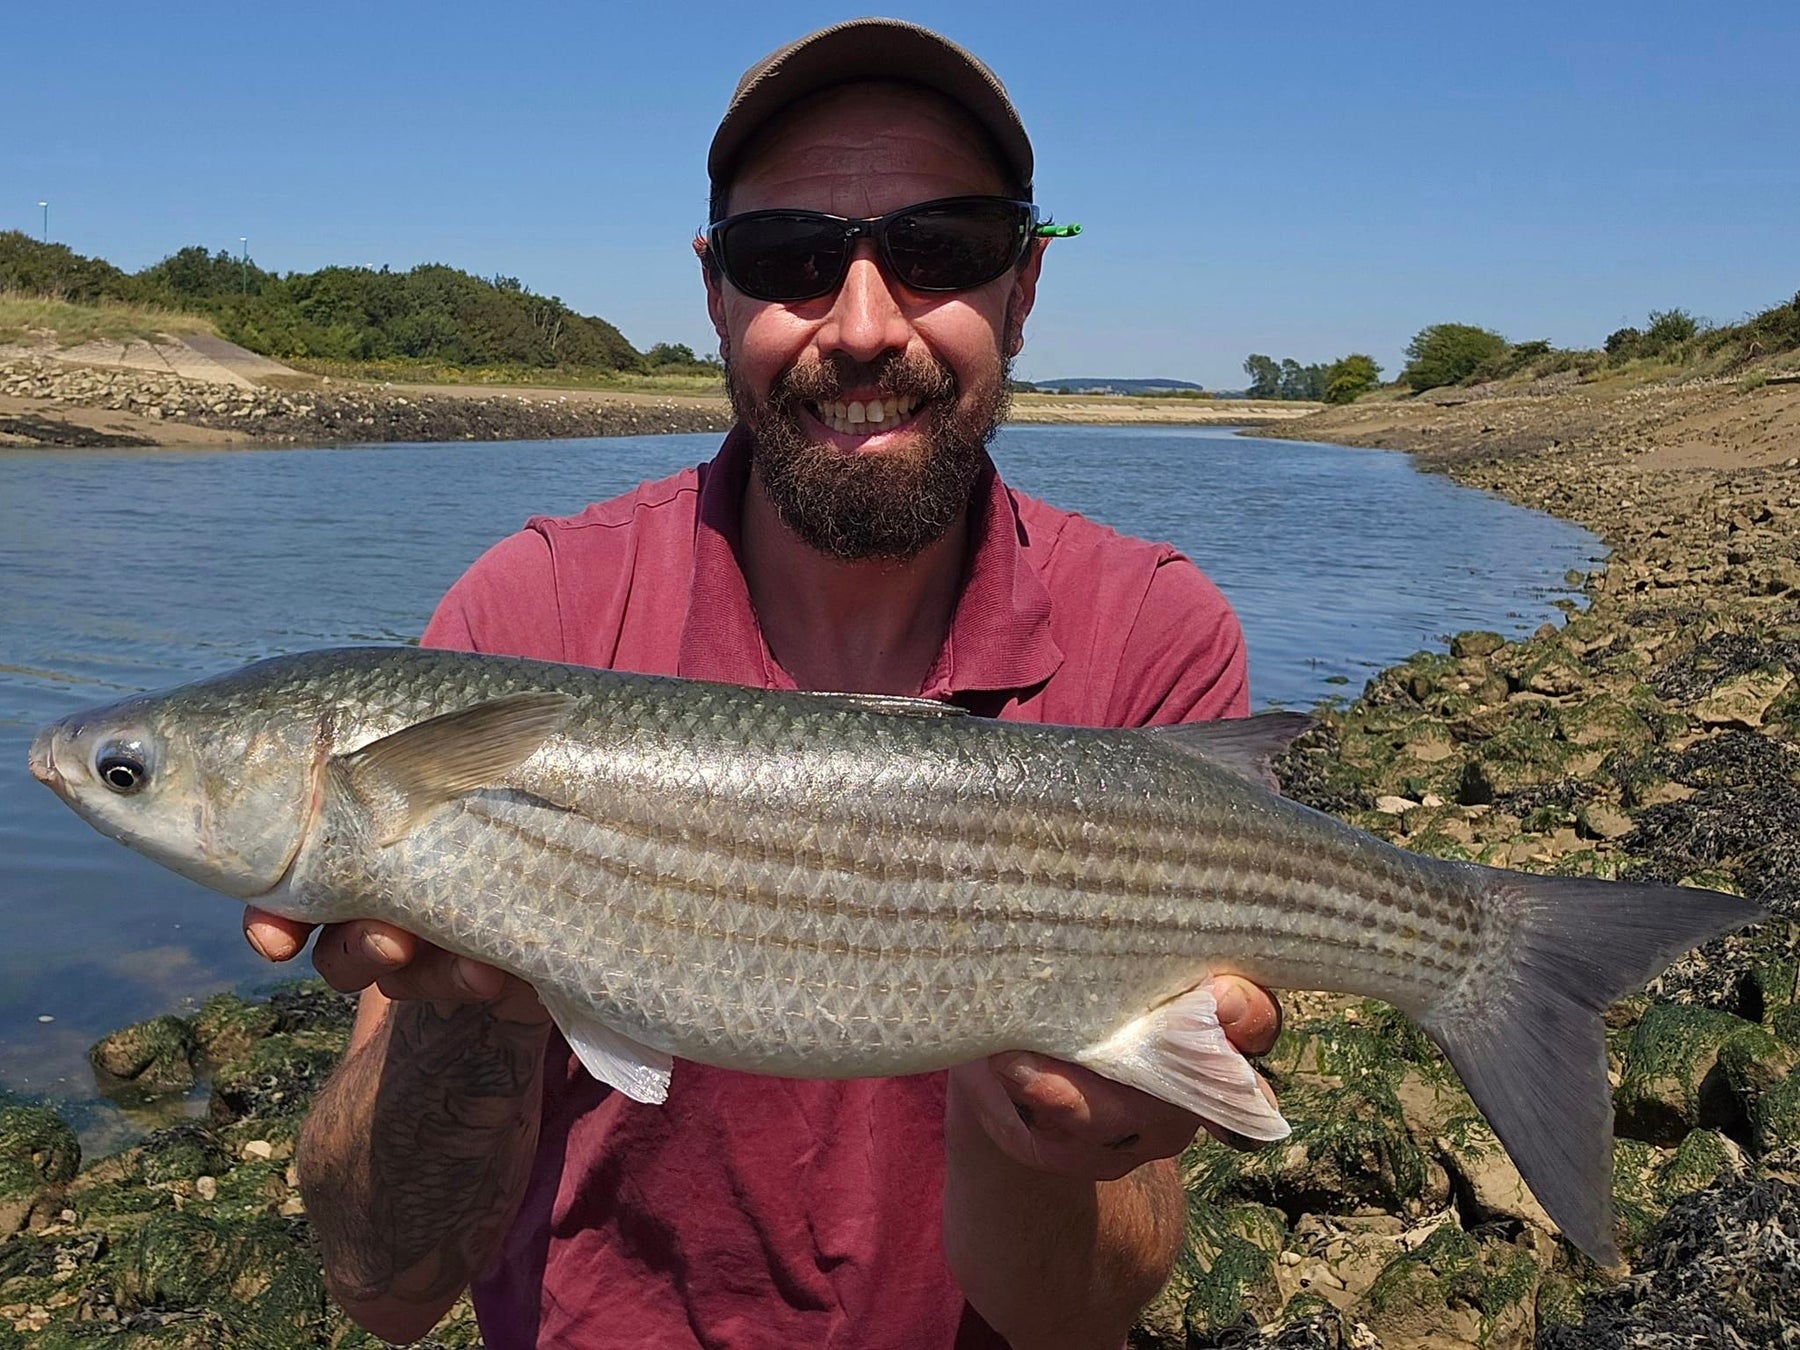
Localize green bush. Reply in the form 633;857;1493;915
1322;352;1382;403
1400;323;1509;390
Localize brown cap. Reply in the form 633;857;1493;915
708;18;1033;210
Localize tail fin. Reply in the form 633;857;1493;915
1421;869;1763;1266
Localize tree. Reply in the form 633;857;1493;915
1323;353;1382;404
1644;308;1699;350
1400;324;1509;391
1243;354;1280;400
646;342;700;366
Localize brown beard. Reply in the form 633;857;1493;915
728;346;1013;561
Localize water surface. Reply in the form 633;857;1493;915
0;425;1599;1141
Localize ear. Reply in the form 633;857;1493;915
1004;238;1047;357
696;237;731;358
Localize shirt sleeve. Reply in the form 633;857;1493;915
1106;553;1250;727
420;529;564;661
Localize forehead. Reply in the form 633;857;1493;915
725;81;1010;218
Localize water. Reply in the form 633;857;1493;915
0;424;1599;1141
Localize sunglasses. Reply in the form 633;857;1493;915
705;195;1080;303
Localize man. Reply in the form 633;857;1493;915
245;20;1282;1348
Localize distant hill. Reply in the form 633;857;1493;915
0;231;644;374
1025;376;1208;395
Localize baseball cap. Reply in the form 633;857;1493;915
708;18;1034;205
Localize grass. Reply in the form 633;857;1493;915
0;292;218;346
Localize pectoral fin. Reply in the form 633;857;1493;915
334;692;574;845
1075;983;1290;1141
542;994;673;1105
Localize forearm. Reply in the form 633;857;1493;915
942;1089;1185;1349
297;993;550;1343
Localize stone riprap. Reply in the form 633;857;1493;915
0;355;731;447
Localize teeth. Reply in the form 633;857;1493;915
811;396;919;435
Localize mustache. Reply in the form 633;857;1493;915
773;352;957;406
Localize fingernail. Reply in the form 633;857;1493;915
994;1053;1041;1090
1215;981;1248;1025
362;932;403;964
245;928;274;960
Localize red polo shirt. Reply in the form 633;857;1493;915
422;426;1247;1349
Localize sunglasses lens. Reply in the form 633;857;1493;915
717;215;848;301
884;200;1026;291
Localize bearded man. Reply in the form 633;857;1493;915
247;20;1283;1349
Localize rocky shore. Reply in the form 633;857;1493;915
0;355;732;448
2;375;1796;1347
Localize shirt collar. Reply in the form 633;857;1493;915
678;425;1064;700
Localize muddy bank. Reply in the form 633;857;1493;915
0;356;732;449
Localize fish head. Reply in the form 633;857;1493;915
30;682;327;902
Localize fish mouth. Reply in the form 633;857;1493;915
27;724;65;794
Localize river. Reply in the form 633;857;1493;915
0;425;1599;1143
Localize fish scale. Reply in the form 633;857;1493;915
31;644;1765;1265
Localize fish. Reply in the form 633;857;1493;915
29;646;1761;1264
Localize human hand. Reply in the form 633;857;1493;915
242;908;551;1026
947;974;1282;1181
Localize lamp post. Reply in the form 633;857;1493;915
240;236;248;294
38;201;47;242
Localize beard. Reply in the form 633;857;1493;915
728;343;1013;562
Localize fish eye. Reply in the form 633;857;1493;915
95;741;150;795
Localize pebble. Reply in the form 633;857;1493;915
242;1139;274;1161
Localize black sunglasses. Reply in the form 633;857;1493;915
705;195;1078;304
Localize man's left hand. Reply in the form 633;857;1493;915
948;975;1282;1181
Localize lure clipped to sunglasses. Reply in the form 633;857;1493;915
706;194;1082;303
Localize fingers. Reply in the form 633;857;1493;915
958;1053;1203;1181
296;917;549;1025
1212;975;1282;1057
243;908;315;963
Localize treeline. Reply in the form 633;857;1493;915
1242;353;1382;404
0;231;662;374
1397;294;1800;393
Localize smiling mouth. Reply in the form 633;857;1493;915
806;394;921;437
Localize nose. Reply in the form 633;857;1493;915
817;242;913;365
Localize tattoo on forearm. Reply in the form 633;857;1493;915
300;1002;546;1306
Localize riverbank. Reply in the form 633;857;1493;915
0;345;1314;449
2;376;1794;1347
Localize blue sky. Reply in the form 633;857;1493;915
9;2;1796;388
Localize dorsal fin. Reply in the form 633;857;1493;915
1149;711;1313;791
798;690;969;718
334;692;575;845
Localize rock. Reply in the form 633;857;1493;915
1575;801;1634;841
190;991;279;1064
89;1013;199;1091
1613;1004;1779;1144
1435;1120;1553;1233
1374;795;1420;815
1691;666;1794;730
0;1105;80;1235
138;1122;232;1185
1451;631;1506;659
208;1031;345;1123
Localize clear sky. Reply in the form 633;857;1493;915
9;1;1796;388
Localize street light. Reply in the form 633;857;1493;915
38;201;47;242
240;236;249;294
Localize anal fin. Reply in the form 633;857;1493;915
541;995;673;1105
1075;983;1290;1141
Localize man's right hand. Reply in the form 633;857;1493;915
243;909;551;1028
